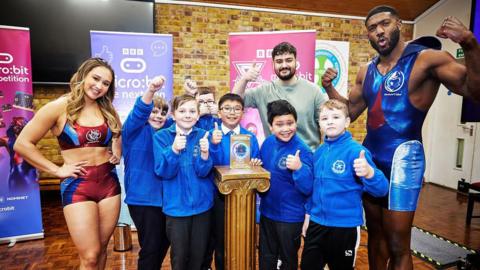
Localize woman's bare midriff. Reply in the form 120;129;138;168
61;147;112;166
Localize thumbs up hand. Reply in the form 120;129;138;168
199;132;210;160
211;122;223;145
243;62;261;82
172;133;187;154
286;150;302;171
199;132;210;153
98;45;113;63
353;150;374;179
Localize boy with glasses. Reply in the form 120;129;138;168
164;84;220;131
196;86;221;131
203;93;262;270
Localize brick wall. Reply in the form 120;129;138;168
34;3;413;178
156;3;413;140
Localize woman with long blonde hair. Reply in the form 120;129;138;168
15;57;122;270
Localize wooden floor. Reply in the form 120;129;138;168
0;183;479;269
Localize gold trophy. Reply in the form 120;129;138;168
229;134;251;169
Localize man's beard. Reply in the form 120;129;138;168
276;67;296;81
370;27;400;56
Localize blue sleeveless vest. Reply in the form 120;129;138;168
362;37;441;176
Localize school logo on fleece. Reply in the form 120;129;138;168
277;156;288;170
332;160;346;174
384;70;404;95
193;145;200;157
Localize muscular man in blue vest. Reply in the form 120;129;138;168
321;5;480;270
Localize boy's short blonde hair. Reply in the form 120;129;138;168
171;94;199;112
153;96;169;112
319;99;349;118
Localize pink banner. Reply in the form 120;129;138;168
0;25;43;242
229;30;316;144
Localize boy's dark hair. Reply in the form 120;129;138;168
365;5;400;25
218;93;244;109
272;42;297;59
153;96;169;113
267;100;297;125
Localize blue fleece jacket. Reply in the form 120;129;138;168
153;124;214;217
259;134;313;223
197;114;221;131
163;116;174;129
209;125;260;166
309;131;388;227
122;97;163;207
163;114;220;131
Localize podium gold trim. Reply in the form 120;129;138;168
214;166;270;270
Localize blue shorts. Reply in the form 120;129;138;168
388;140;425;211
364;140;425;212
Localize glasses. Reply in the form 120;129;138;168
221;106;243;114
198;100;215;105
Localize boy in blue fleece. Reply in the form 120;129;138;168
153;94;214;270
301;99;388;270
196;86;221;131
259;99;313;270
163;84;220;131
122;76;169;270
203;93;262;270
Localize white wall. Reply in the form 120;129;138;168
471;127;480;182
415;0;472;188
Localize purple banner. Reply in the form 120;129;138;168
0;25;43;242
91;31;173;225
474;1;480;39
90;31;173;122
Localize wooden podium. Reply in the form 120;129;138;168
214;166;270;270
